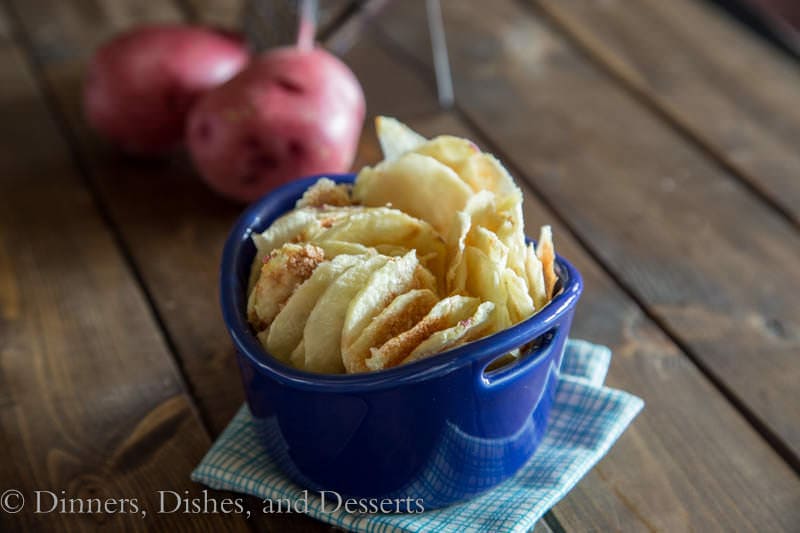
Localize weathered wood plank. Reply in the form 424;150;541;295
377;0;800;467
0;4;244;532
8;0;246;437
533;0;800;226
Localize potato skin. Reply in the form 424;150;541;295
84;24;249;155
186;47;365;203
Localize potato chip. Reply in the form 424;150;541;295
303;255;389;373
445;191;494;292
365;295;480;371
248;207;354;291
313;206;446;285
403;301;494;364
536;225;557;301
314;240;375;258
376;115;427;160
459;153;523;204
353;152;473;237
503;268;535;323
247;243;325;331
464;246;512;331
343;289;438;373
467;226;509;267
267;254;361;362
295;177;352;208
413;135;480;173
290;339;305;370
342;251;422;350
525;243;547;310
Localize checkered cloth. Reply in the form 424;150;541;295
192;340;643;532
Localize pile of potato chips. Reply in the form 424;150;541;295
246;117;557;374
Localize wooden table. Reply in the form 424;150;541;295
1;0;799;531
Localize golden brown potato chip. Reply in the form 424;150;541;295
353;152;473;237
536;225;557;301
376;115;427;160
303;255;389;373
267;254;361;362
365;295;480;371
343;289;438;373
247;243;325;331
403;301;494;364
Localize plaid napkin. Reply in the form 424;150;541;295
192;339;643;533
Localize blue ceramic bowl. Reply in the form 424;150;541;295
221;174;583;510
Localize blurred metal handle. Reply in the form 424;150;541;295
426;0;454;109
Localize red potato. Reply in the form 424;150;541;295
186;47;365;203
84;24;250;155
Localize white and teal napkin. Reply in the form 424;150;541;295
192;339;643;533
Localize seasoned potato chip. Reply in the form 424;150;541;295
354;152;473;237
295;177;352;208
365;295;480;371
537;225;557;301
376;115;427;160
342;251;423;350
267;254;361;362
247;243;325;331
249;207;355;290
343;289;438;373
303;255;389;373
403;301;494;364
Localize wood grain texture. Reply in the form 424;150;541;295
533;0;800;226
377;0;800;468
8;0;247;437
0;4;244;531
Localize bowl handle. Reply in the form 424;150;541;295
475;317;570;390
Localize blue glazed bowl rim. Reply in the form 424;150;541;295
220;173;583;392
